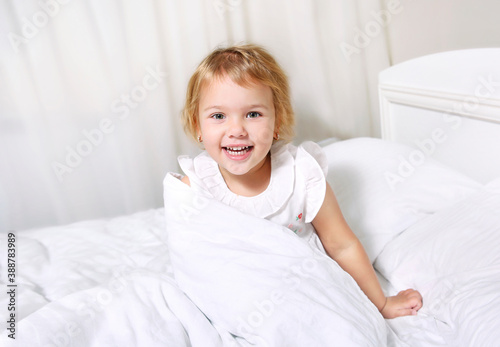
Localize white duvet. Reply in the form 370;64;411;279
0;173;389;347
163;172;388;346
0;208;221;346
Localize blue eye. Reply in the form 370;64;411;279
247;111;261;118
211;113;225;120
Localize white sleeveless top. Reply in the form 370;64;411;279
178;141;328;246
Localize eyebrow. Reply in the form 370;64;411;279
203;105;222;112
202;104;270;112
249;104;269;110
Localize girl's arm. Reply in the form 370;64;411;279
311;182;422;319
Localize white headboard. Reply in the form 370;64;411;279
379;48;500;184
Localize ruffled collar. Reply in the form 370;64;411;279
191;142;294;218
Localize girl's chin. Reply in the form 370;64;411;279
219;164;251;177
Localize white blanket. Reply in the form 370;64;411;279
0;209;221;347
0;172;396;347
3;274;222;347
163;173;389;346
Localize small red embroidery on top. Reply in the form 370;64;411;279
287;213;304;234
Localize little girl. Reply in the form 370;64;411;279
178;43;422;319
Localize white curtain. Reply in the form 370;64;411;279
0;0;391;231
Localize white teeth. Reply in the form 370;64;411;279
226;146;249;151
225;146;250;156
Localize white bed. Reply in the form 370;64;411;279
1;48;500;346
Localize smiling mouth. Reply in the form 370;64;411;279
223;146;253;156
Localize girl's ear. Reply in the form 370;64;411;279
195;123;202;142
273;123;281;141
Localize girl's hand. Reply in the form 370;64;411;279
380;289;423;319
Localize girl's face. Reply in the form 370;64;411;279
198;75;276;182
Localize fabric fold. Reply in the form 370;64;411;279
163;172;387;346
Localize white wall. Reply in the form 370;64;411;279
386;0;500;64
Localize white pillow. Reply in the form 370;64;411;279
322;137;481;262
374;176;500;288
374;178;500;346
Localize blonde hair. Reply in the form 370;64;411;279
182;44;294;143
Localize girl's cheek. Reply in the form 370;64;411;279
254;125;274;143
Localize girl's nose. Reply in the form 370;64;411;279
227;117;247;138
